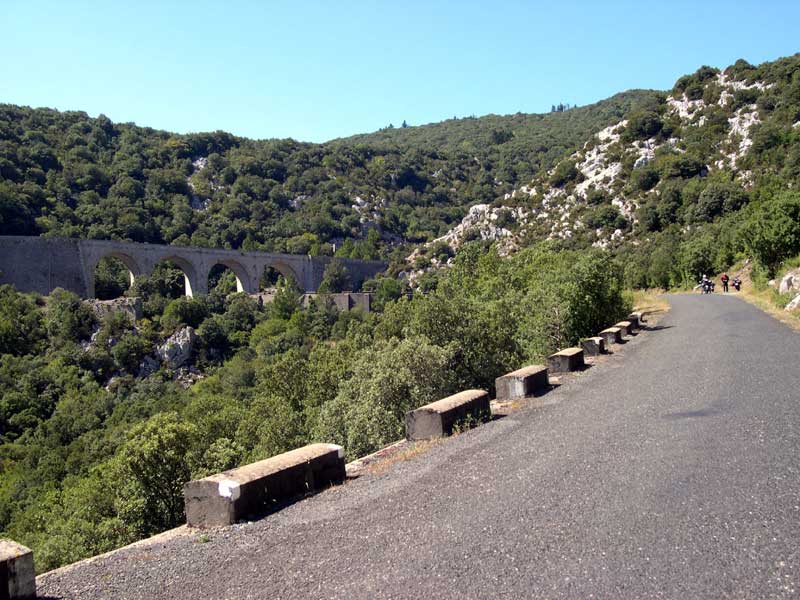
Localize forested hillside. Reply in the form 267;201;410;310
0;90;652;264
2;53;800;573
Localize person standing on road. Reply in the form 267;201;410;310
721;272;730;293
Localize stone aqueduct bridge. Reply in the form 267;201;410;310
0;236;387;298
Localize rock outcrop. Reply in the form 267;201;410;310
157;326;196;369
778;269;800;295
88;297;142;322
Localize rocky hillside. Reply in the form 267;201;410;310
406;55;800;289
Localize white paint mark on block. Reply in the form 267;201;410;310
328;444;345;459
218;479;241;500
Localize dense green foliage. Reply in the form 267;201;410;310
0;91;653;268
0;243;628;571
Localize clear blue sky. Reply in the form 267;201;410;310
2;1;799;143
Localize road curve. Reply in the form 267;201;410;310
39;295;800;599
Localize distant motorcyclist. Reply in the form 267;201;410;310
732;277;741;292
697;274;714;294
720;272;730;293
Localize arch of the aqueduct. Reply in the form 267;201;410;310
0;237;387;298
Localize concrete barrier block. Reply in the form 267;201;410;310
630;310;646;324
580;336;606;356
547;347;585;373
495;365;548;400
184;443;346;528
406;389;490;441
599;327;623;345
626;313;641;330
615;321;633;336
0;539;35;600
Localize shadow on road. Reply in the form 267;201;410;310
643;324;674;332
661;408;719;420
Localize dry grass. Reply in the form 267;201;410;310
737;286;800;332
719;261;800;332
364;439;443;476
630;289;671;316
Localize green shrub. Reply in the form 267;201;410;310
549;160;582;187
0;285;44;356
631;165;660;191
622;111;663;142
318;259;352;293
740;191;800;276
161;297;209;332
45;289;95;348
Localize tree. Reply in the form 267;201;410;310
693;180;748;222
93;257;131;300
270;276;301;320
318;260;352;293
622;110;663;142
45;288;95;347
117;413;198;535
161;296;209;331
740;192;800;277
314;336;458;458
0;285;44;356
549;161;581;187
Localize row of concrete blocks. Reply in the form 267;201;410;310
406;311;646;442
0;312;647;597
178;310;646;529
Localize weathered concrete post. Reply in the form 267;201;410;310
0;539;35;600
599;327;623;346
547;348;585;373
615;321;633;336
184;444;346;528
495;365;549;400
629;311;645;326
581;336;606;356
406;390;491;441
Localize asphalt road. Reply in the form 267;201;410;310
38;295;800;599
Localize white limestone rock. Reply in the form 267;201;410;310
89;297;142;322
778;269;800;294
158;326;197;369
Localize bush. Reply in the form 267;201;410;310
631;165;660;191
94;257;131;300
740;192;800;276
549;161;582;187
0;285;44;356
161;297;209;332
112;332;151;373
314;336;458;459
585;206;628;230
622;111;663;142
45;289;95;348
731;88;760;111
318;259;352;293
694;180;748;221
116;413;198;535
